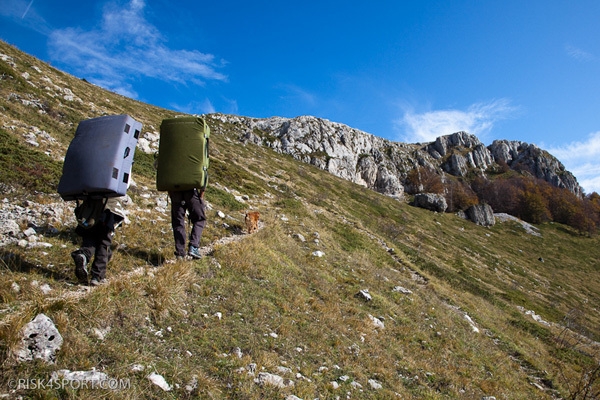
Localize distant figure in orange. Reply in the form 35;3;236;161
245;211;260;234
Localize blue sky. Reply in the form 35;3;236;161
1;0;599;193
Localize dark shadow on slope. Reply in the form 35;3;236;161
0;250;71;281
119;248;166;267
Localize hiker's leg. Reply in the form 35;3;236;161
90;224;113;280
169;191;187;257
186;189;207;248
73;229;95;261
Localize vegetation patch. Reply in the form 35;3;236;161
0;129;63;193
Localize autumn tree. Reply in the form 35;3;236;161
445;179;479;212
406;166;444;194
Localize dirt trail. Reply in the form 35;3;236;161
0;217;263;327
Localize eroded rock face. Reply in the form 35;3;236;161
488;140;581;196
209;114;582;200
413;193;448;213
465;204;495;226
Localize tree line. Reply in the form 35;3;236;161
407;166;600;235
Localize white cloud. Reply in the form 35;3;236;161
565;45;593;62
46;0;226;98
394;99;516;143
1;0;51;34
547;131;600;194
170;96;240;116
277;84;317;107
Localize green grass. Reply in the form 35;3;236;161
0;128;63;193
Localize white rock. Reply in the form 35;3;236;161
14;313;63;363
464;314;480;333
147;372;171;391
392;286;412;294
368;379;383;389
39;283;52;294
356;289;372;301
254;372;294;388
185;375;198;393
131;364;145;372
293;233;306;242
368;314;385;329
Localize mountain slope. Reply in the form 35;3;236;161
1;40;599;399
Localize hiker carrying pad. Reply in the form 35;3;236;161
156;116;210;191
74;198;107;229
58;114;142;200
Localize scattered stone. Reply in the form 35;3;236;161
254;372;294;388
277;366;293;375
247;363;257;374
392;286;412;294
185;375;198;393
465;204;495;226
14;313;63;363
131;364;145;372
147;372;172;391
91;326;111;341
494;213;541;236
355;289;372;301
38;283;52;294
413;193;447;213
368;314;385;329
464;314;480;333
368;379;383;390
23;227;37;237
293;233;306;242
233;347;243;358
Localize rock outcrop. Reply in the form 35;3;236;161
488;140;581;196
465;204;495;226
206;114;582;202
412;193;448;213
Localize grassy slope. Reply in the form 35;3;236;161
0;40;599;399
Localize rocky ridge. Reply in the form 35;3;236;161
208;114;582;199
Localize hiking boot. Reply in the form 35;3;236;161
72;252;89;284
90;277;108;287
188;246;202;259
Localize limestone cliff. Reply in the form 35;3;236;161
207;114;582;199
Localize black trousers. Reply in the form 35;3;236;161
75;210;122;280
169;189;207;256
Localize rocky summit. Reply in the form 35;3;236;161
210;114;581;199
